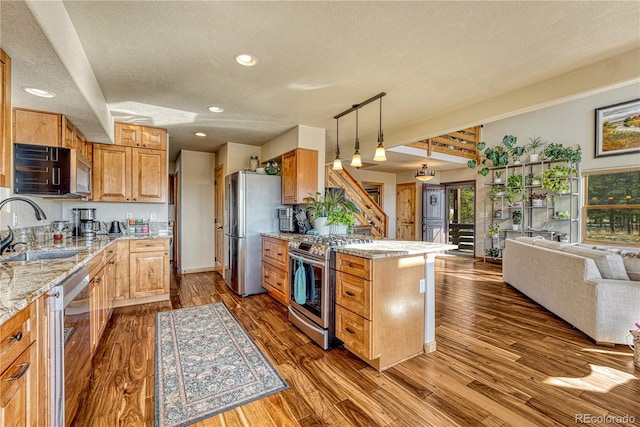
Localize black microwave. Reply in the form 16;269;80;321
13;143;91;198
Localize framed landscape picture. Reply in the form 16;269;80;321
595;98;640;157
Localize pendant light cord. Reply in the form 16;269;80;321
378;96;383;143
354;105;360;152
335;117;340;157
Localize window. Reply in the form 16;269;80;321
584;168;640;245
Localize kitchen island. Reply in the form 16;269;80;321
262;233;455;370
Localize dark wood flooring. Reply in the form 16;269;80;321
74;256;640;426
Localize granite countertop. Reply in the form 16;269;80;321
0;234;171;326
261;232;307;241
335;241;457;259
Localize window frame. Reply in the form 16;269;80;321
582;167;640;247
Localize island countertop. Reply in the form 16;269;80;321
334;240;457;259
0;234;171;325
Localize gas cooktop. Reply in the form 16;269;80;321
288;235;373;260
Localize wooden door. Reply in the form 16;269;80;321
0;50;10;188
131;147;167;203
423;184;446;243
214;164;224;274
396;183;416;240
141;126;167;150
174;171;180;270
93;144;131;202
114;122;141;147
129;251;168;297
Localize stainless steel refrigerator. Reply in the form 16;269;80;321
224;171;287;296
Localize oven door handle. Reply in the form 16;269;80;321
288;253;326;268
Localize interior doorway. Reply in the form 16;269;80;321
445;182;476;255
214;164;224;275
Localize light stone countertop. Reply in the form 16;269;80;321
0;234;171;326
334;241;457;259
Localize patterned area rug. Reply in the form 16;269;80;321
154;302;288;427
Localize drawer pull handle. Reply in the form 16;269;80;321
348;262;353;268
345;291;356;297
10;331;23;341
277;253;283;256
264;275;269;279
265;248;271;252
345;327;355;335
6;362;30;381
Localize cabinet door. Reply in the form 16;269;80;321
114;240;130;301
131;147;167;203
115;122;141;147
141;126;167;150
93;144;131;202
129;250;168;298
281;150;297;204
13;108;61;147
0;49;10;188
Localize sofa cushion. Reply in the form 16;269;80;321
514;236;538;245
562;246;630;280
589;246;640;281
533;239;565;251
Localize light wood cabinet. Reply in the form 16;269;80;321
115;122;167;151
129;239;170;299
13;108;61;147
261;236;289;305
88;246;116;355
0;49;11;188
62;115;88;159
0;303;37;426
114;240;130;302
281;148;318;204
333;252;425;371
34;291;57;427
93;144;166;203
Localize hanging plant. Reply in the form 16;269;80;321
543;143;582;163
541;165;576;194
467;135;516;176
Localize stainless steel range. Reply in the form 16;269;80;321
288;235;372;349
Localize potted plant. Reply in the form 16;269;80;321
526;173;542;186
511;209;522;231
494;170;505;183
485;247;501;259
490;185;506;203
510;144;526;165
543;143;582;163
467;135;516;176
488;223;500;238
541;165;576;194
530;192;547;207
305;190;359;235
525;136;546;162
507;173;522;189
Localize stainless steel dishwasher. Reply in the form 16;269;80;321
50;265;90;426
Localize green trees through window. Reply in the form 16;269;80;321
585;169;640;244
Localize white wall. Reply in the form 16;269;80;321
0;188;62;229
218;142;260;176
176;150;215;273
62;201;168;223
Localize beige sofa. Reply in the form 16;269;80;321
503;237;640;345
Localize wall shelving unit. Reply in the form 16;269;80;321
483;160;580;261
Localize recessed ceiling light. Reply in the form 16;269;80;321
22;87;57;98
207;106;224;113
234;54;258;67
195;132;207;137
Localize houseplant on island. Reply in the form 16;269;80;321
304;191;359;235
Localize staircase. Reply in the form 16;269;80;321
325;166;388;237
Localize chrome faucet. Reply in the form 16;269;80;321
0;197;47;255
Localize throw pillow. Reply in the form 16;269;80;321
533;240;564;251
620;251;640;281
562;246;630;280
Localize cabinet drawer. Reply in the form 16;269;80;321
335;253;372;281
335;305;372;359
0;343;32;408
262;237;288;269
262;263;288;304
335;271;372;319
87;251;105;278
0;306;32;376
130;238;170;253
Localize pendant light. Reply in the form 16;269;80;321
373;96;386;162
350;104;362;168
415;139;435;181
332;117;343;170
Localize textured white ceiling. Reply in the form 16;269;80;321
3;1;640;170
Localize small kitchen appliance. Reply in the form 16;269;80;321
72;208;99;238
278;207;294;232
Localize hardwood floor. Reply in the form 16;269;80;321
74;256;640;426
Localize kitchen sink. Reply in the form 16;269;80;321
3;248;83;262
